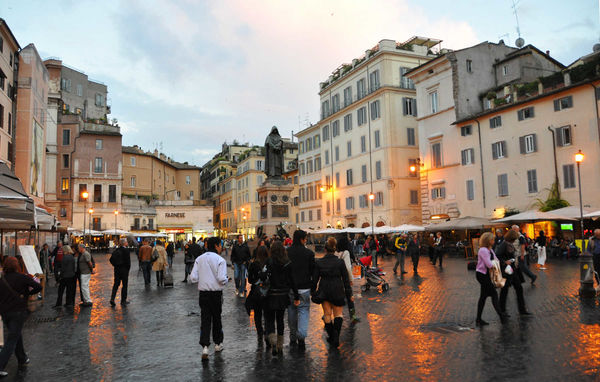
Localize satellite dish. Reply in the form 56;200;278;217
593;43;600;52
515;37;525;48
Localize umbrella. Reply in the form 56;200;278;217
545;206;597;219
427;216;504;231
101;229;131;235
494;210;577;223
584;210;600;219
393;224;426;232
315;228;342;234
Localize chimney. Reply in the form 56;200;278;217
546;50;550;56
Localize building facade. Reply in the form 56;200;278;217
0;19;19;168
59;64;110;120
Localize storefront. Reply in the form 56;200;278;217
155;202;213;243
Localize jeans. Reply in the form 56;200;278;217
393;250;406;273
0;311;29;370
167;255;173;268
155;270;164;286
80;273;92;303
520;256;536;281
234;263;247;295
199;291;223;347
56;276;76;306
111;267;129;303
184;262;194;281
141;261;152;284
288;290;311;341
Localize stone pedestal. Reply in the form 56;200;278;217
256;178;294;239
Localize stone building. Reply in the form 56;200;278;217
0;19;19;168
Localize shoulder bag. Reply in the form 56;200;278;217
488;251;506;288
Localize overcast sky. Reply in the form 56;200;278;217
3;0;597;165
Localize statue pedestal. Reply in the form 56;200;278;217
257;178;294;239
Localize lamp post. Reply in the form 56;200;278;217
114;210;119;237
575;149;594;297
88;208;94;246
81;191;89;245
368;192;376;267
575;150;585;248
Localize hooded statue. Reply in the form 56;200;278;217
264;126;284;178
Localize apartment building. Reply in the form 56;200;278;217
59;63;110;120
297;38;439;229
0;19;19;168
406;41;564;223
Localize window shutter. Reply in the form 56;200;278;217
402;98;408;115
519;136;526;154
431;189;436;199
492;143;498;159
529;107;534;118
596;87;600;100
440;187;446;199
412;99;417;116
567;96;573;108
461;150;466;165
532;134;537;152
517;110;523;121
501;141;507;157
470;148;475;164
556;127;564;146
553;99;560;111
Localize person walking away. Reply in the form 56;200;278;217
152;242;168;287
109;238;131;306
39;243;51;281
287;230;315;350
245;245;269;347
393;233;408;275
536;230;547;270
433;232;444;268
312;237;353;348
264;241;299;355
496;230;532;317
587;229;600;285
231;235;251;297
166;241;175;268
0;257;42;378
77;244;94;307
138;240;153;285
189;237;228;360
427;233;435;263
475;232;506;326
51;241;64;287
511;225;537;285
183;237;202;283
54;245;77;308
335;236;360;324
407;234;420;273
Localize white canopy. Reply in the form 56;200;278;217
494;210;577;223
130;232;168;238
426;216;504;231
544;206;597;219
392;224;426;232
101;229;131;235
584;210;600;219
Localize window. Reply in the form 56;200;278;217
314;135;320;149
346;197;355;210
407;128;416;146
362;165;367;183
0;105;3;128
517;107;535;121
299;162;305;175
130;156;136;166
498;174;509;196
148;218;154;229
361;136;366;153
484;98;492;110
321;100;330;119
520;134;537;154
326;201;331;213
343;114;352;132
346;169;353;185
527;170;538;193
374;192;383;206
332;120;340;137
307;138;312;151
76;84;83;97
563;164;576;189
7;112;11;135
94;157;103;173
62;129;71;145
325;150;329;165
94;184;102;202
431;142;442;168
109;185;117;202
502;65;508;76
322;125;329;141
61;78;71;92
317;209;321;220
308;210;313;221
299;141;304;153
307;160;313;173
130;176;136;187
410;190;419;205
375;161;382;180
257;175;264;184
185;175;191;184
332;94;340;113
95;139;103;150
369;70;380;91
403;97;417;116
314;157;321;171
62;154;69;168
431;187;446;200
95;93;104;106
357;107;367;126
347;141;352;157
370;100;380;120
466;59;473;73
461;125;472;136
466;180;474;201
335;146;339;161
343;86;352;107
491;141;507;159
133;218;140;229
61;178;69;193
60;208;67;218
490;116;502;129
556;125;572;146
374;130;380;148
461;148;475;165
301;211;305;222
359;195;368;208
335;172;340;188
400;67;414;89
554;95;573;111
299;187;305;202
357;78;366;99
79;184;87;201
429;91;438;114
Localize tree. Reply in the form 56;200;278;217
535;181;569;212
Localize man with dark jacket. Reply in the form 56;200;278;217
109;238;131;306
286;230;315;350
50;241;64;285
230;235;251;297
183;237;202;283
166;241;175;267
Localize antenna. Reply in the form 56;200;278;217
511;0;525;47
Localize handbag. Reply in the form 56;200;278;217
488;250;506;288
151;248;159;263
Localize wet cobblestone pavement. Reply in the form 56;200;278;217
3;252;600;381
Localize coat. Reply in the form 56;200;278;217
495;240;524;283
312;253;352;307
265;258;298;311
152;246;168;272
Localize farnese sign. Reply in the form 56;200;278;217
165;213;185;218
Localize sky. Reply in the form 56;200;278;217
2;0;598;166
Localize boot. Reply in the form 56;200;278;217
324;322;334;343
332;317;343;348
265;334;271;349
350;308;361;324
276;335;284;354
257;333;263;346
268;333;277;355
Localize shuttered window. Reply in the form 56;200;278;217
527;170;538;193
519;134;537;154
461;148;475;165
563;164;576;189
492;141;507;159
466;180;474;201
553;95;573;111
498;174;509;196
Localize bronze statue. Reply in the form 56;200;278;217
264;126;284;179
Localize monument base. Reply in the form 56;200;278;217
256;178;295;239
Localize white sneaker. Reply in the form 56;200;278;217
202;346;209;360
214;343;224;352
0;371;8;377
234;290;239;296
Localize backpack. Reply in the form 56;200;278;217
258;264;271;297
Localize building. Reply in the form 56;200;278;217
406;41;564;224
0;19;19;168
296;38;439;230
14;44;49;206
58;63;110;120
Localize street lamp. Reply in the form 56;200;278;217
575;149;594;297
81;191;89;245
368;192;376;267
114;210;119;236
575;150;585;249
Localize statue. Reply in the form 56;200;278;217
264;126;284;179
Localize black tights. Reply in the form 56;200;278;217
155;270;163;285
265;309;285;335
476;271;502;320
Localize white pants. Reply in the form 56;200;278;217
537;246;547;266
80;273;92;303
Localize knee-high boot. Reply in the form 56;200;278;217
268;333;277;355
332;317;343;348
324;322;334;343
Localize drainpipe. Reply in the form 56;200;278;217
589;83;600;144
547;126;560;194
475;120;486;209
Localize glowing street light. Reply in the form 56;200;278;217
82;191;89;244
114;210;119;236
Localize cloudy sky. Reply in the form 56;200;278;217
3;0;597;165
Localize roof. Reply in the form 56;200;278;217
0;18;21;50
495;44;565;69
401;36;442;49
80;129;122;137
122;146;201;170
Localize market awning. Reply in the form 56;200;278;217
545;206;598;219
427;216;505;231
494;210;577;223
0;161;35;229
584;210;600;219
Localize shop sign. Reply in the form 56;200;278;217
165;213;185;218
165;229;185;233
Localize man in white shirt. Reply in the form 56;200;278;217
190;237;228;360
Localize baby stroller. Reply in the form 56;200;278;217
358;256;389;292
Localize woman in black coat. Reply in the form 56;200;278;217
407;233;420;273
245;245;269;346
496;229;532;317
264;241;299;355
312;237;353;348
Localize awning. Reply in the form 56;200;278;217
101;229;131;235
544;206;597;219
427;216;505;231
494;210;577;223
584;210;600;219
0;161;35;229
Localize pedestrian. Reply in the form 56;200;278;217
166;241;175;268
0;257;42;378
253;239;267;259
475;232;506;326
392;233;408;275
284;234;292;248
335;236;360;324
152;242;168;287
427;233;435;263
407;233;420;273
312;237;353;348
287;230;315;350
536;230;547;269
231;235;251;297
50;241;64;286
363;235;378;266
587;229;600;285
138;240;153;285
245;245;269;347
433;232;444;268
54;245;77;308
511;225;537;285
77;244;95;307
496;230;532;317
189;237;228;361
109;238;131;307
183;237;202;283
39;243;51;280
492;229;504;251
264;241;299;355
